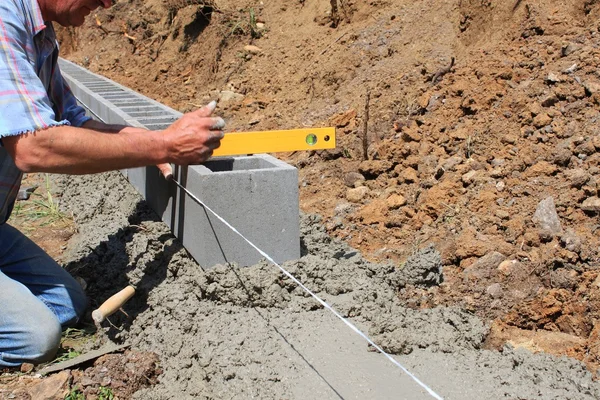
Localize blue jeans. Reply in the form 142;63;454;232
0;223;88;367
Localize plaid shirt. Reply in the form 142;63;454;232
0;0;90;224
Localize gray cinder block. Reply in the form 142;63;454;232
58;58;301;267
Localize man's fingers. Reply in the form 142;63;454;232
157;163;173;180
210;117;226;130
192;100;217;118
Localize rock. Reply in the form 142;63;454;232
401;125;422;142
581;196;600;212
593;274;600;289
398;167;418;183
564;63;578;74
20;363;34;373
583;80;600;96
501;135;517;145
496;209;510;220
386;193;407;209
546;73;561;83
343;171;365;188
564;168;590;188
485;321;585;356
553;148;573;166
575;140;596;156
486;283;503;298
533;113;552;128
218;90;244;102
496;181;505;192
591;135;600;150
330;109;357;128
561;43;580;57
16;185;37;201
461;170;478;185
244;45;263;54
497;259;521;276
532;197;562;237
346;186;369;203
358;160;393;178
441;156;463;171
526;161;558;177
28;371;70;400
464;251;506;281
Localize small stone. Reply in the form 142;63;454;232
561;229;582;253
581;197;600;212
20;363;34;373
346;186;369;203
28;371;70;400
501;135;517;145
486;283;503;298
343;171;365;188
591;273;600;290
498;259;519;276
461;170;478;185
533;197;563;237
496;209;510;220
592;135;600;150
442;156;463;171
496;181;506;192
563;64;578;75
218;90;244;102
565;168;590;188
546;73;561;83
244;45;263;54
398;167;418;183
464;251;506;281
526;161;558;177
359;160;393;178
401;125;422;142
553;148;573;166
386;193;407;210
533;113;552;128
561;43;579;57
490;168;504;179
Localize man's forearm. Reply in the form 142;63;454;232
2;123;167;174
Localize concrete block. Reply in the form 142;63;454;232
178;156;300;266
58;57;301;267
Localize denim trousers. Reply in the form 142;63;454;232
0;223;88;367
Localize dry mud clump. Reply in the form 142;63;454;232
57;172;600;399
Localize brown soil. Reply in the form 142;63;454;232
21;0;600;385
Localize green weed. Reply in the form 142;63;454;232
16;174;67;225
64;387;85;400
98;386;115;400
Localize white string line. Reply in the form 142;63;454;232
173;178;444;400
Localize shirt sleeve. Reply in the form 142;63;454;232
0;7;72;138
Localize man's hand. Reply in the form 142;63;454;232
159;101;225;178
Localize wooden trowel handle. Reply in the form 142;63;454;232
92;285;135;323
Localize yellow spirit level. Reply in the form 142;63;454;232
212;127;336;157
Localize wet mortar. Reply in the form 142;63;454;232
57;171;600;399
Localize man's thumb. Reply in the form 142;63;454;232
193;100;217;117
157;163;173;181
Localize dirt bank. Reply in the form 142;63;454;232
55;171;600;399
